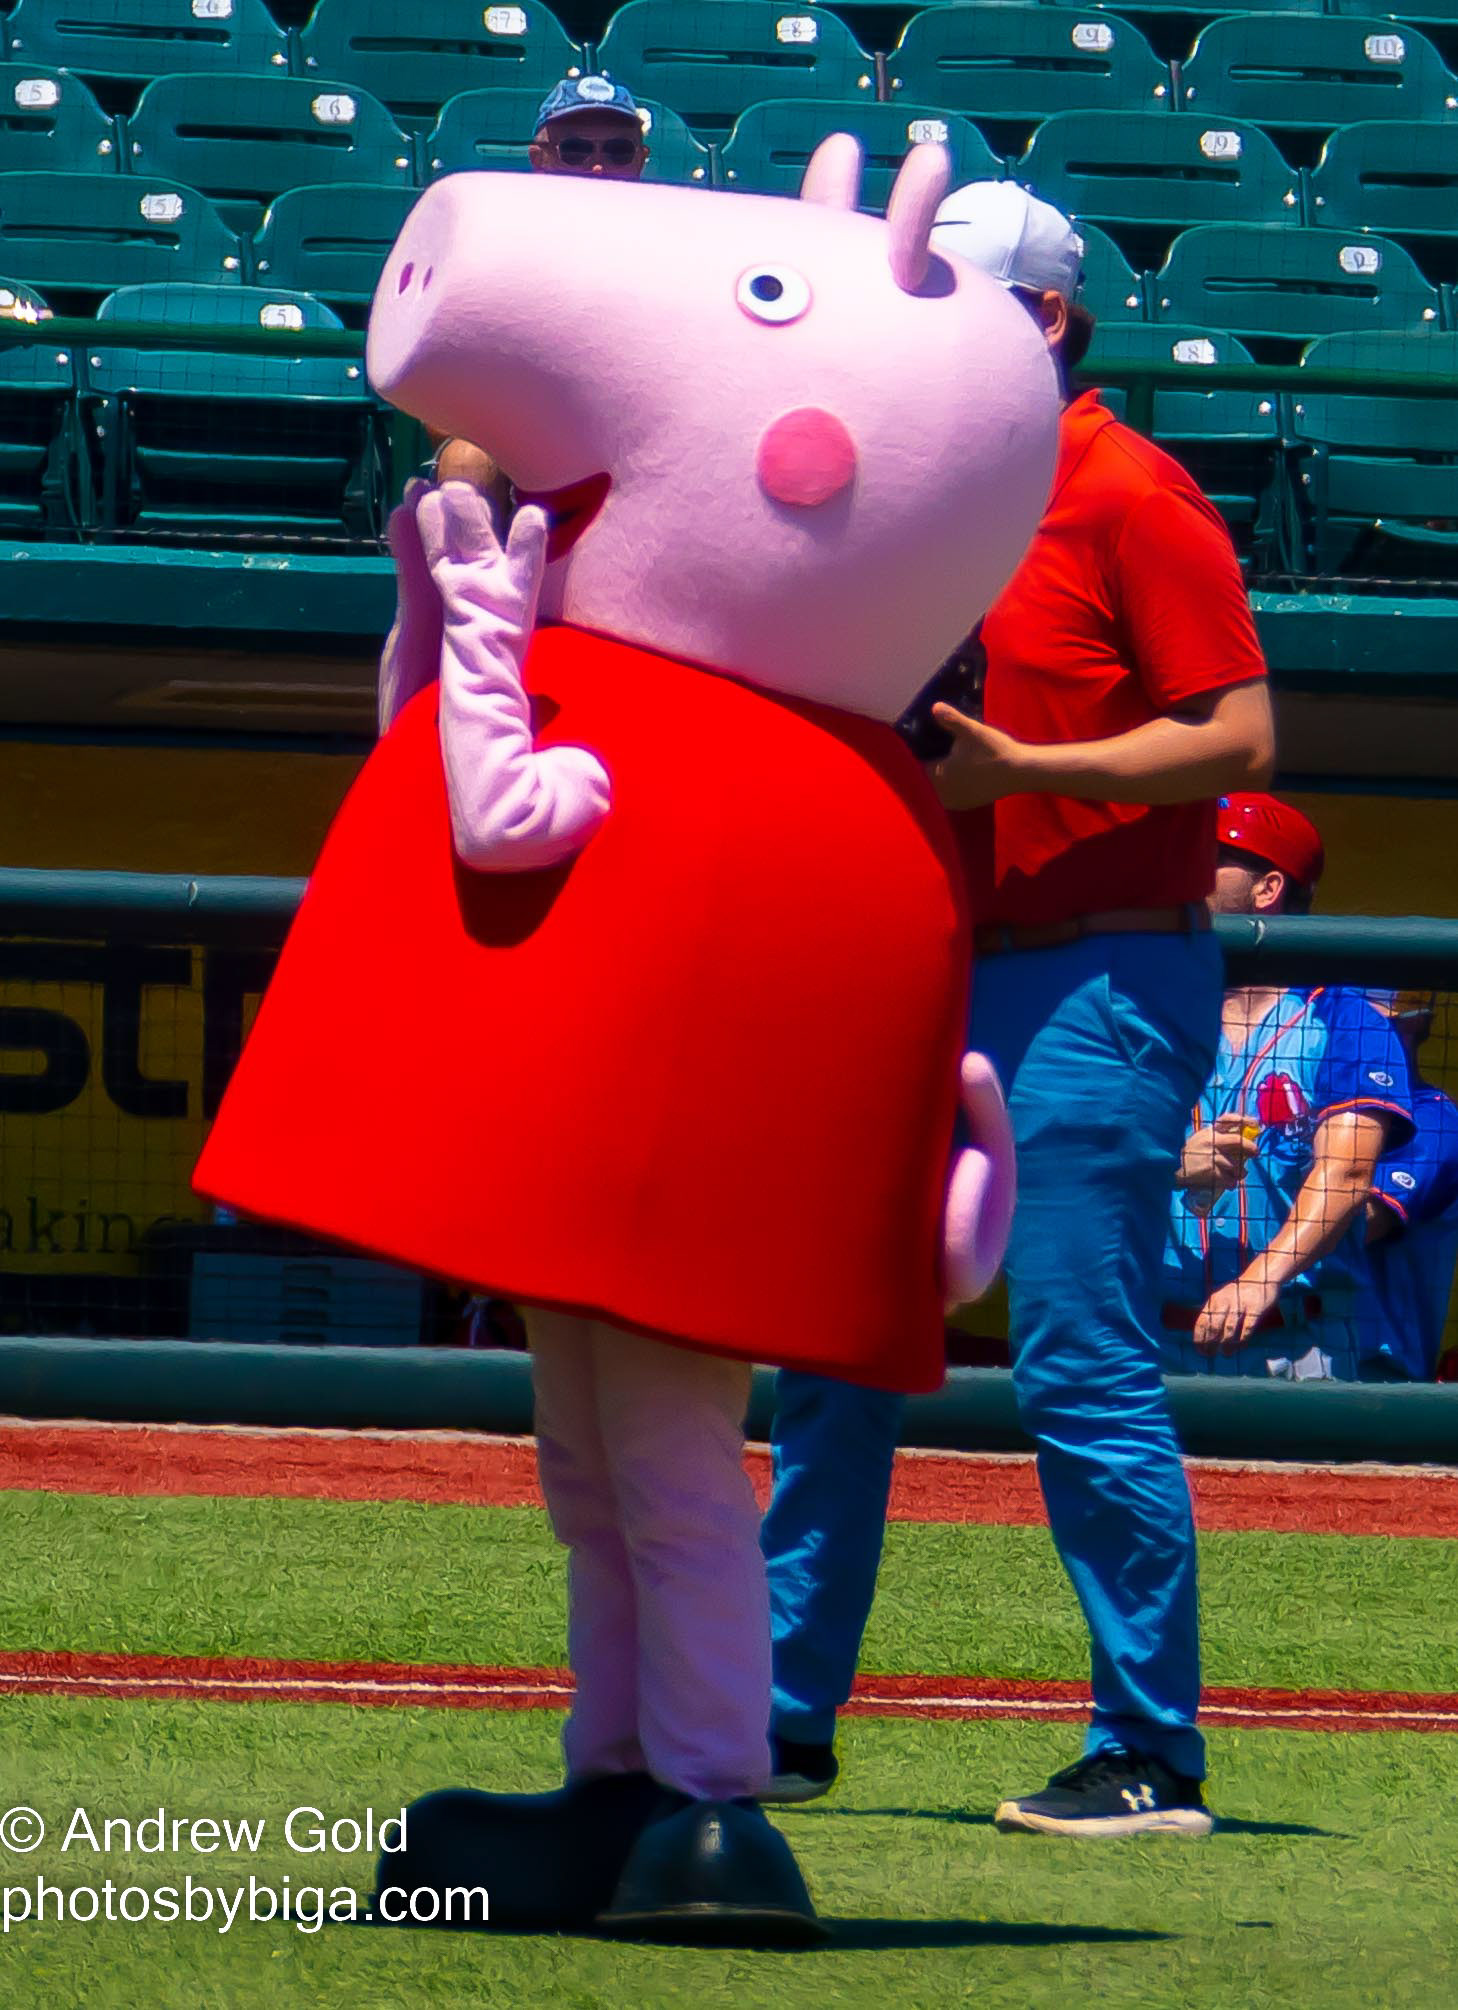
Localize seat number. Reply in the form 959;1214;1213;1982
1339;244;1382;275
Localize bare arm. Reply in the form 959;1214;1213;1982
1193;1110;1391;1352
932;678;1275;811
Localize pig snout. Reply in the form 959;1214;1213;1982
367;180;623;496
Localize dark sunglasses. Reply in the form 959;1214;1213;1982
555;134;641;166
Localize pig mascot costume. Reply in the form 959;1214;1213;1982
195;137;1057;1944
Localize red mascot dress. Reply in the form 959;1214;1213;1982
196;626;970;1390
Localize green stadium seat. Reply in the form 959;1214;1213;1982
1051;0;1322;14
885;10;1171;131
126;75;416;236
1085;321;1288;563
1153;224;1441;344
0;279;84;532
1309;122;1458;244
1078;222;1146;321
0;64;118;174
630;99;714;188
251;183;418;310
1327;0;1458;25
86;282;382;544
1292;329;1458;578
719;99;1000;207
297;0;583;127
5;0;289;87
0;277;52;321
595;2;876;138
0;172;241;309
1179;17;1458;134
425;87;711;185
1019;113;1299;242
1090;322;1275;442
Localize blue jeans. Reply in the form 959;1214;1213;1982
763;1369;904;1746
764;931;1221;1779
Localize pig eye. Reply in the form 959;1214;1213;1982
736;266;811;326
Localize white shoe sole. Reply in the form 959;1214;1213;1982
760;1773;836;1806
994;1801;1214;1838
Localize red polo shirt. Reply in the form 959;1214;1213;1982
955;391;1269;928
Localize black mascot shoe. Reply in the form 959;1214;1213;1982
373;1772;663;1932
596;1793;827;1947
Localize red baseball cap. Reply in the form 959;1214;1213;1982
1216;794;1325;892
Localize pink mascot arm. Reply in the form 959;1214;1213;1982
378;478;444;736
418;481;612;872
944;1051;1017;1310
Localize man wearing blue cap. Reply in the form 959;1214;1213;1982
431;75;647;497
530;73;649;180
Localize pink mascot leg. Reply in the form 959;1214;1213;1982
529;1311;771;1800
587;1322;771;1801
528;1310;647;1781
508;1314;810;1942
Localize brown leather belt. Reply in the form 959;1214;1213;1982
1160;1295;1325;1337
973;904;1211;957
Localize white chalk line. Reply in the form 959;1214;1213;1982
3;1667;1455;1728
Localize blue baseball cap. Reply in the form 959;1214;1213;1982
536;73;642;130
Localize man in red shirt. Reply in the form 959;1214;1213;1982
761;183;1275;1835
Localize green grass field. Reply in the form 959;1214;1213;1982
6;1489;1458;1692
0;1485;1454;2008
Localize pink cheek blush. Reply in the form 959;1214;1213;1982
756;408;858;508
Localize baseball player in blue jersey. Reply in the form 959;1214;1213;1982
1363;992;1458;1381
1162;797;1414;1379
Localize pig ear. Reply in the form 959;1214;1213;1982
886;143;951;293
800;133;863;210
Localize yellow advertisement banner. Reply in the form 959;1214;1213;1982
0;943;273;1275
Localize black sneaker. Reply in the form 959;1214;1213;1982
994;1749;1213;1838
760;1736;839;1806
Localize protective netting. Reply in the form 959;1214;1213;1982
0;926;518;1349
0;898;1453;1379
3;9;1458;580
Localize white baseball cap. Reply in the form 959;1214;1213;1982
929;182;1085;301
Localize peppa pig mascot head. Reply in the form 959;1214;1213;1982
195;141;1058;1945
367;138;1055;722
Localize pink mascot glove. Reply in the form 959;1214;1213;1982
377;477;444;735
417;481;612;872
944;1050;1017;1310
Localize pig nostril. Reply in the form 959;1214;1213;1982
422;267;434;291
398;262;414;294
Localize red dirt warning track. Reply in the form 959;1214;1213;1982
1;1422;1456;1537
4;1650;1456;1735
